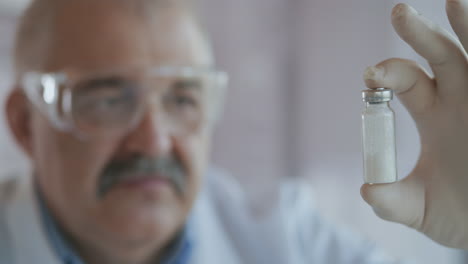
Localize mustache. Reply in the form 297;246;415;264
97;155;186;198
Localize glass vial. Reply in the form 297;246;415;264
361;88;397;184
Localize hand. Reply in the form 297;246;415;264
361;1;468;249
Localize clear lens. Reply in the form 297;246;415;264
70;76;144;136
26;67;227;139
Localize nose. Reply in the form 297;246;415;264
119;109;173;157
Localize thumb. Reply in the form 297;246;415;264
360;176;426;230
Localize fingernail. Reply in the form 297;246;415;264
392;3;406;18
392;3;420;19
364;66;385;82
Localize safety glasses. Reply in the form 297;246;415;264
20;66;228;140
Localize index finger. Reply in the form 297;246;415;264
392;3;468;99
446;0;468;53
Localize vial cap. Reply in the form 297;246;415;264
362;88;393;102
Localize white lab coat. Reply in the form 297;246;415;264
0;169;398;264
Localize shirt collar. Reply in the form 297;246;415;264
35;186;194;264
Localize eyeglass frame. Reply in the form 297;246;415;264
19;66;229;140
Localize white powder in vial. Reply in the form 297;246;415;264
362;102;397;184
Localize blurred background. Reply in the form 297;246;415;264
0;0;466;263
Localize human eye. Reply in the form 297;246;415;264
164;79;203;111
73;77;139;120
168;93;198;108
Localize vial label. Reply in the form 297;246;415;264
362;109;397;184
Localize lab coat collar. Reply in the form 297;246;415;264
5;175;61;264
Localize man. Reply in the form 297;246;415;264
0;0;468;263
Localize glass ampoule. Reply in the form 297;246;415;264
361;88;397;184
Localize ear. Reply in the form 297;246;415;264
5;88;33;157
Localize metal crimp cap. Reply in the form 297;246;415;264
362;88;393;102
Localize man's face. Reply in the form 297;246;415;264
27;0;213;252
